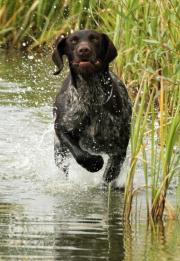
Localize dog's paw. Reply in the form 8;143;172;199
86;155;104;172
77;154;104;172
103;165;118;183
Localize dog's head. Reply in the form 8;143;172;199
52;30;117;75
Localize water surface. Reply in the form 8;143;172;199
0;50;180;260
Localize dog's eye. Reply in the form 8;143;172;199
89;35;99;43
70;38;78;45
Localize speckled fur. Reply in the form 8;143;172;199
54;71;132;181
52;30;132;183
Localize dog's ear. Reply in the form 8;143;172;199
52;35;67;75
101;33;117;65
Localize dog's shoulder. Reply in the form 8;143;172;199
110;72;127;95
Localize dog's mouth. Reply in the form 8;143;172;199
72;60;100;67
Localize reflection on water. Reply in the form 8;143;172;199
0;192;125;260
0;50;180;260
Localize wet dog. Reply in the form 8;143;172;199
52;30;132;183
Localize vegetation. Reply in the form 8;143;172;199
0;0;180;223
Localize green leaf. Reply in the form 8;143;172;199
143;39;160;44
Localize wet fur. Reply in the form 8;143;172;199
52;30;132;183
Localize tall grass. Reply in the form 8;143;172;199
0;0;99;48
123;75;180;222
0;0;179;222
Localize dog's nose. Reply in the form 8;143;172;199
77;45;91;57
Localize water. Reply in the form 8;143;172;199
0;50;180;260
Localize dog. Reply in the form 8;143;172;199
52;30;132;183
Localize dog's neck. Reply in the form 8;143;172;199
71;71;113;106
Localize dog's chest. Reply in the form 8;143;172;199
62;76;114;130
59;74;131;153
79;106;123;153
84;106;122;139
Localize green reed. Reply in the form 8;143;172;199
0;0;99;48
0;0;179;222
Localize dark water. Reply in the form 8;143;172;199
0;50;180;260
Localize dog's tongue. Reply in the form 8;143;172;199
79;60;100;66
79;61;91;65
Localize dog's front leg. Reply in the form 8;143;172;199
57;130;104;172
103;153;126;183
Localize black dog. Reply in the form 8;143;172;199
52;30;132;183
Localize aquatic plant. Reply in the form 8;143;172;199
124;77;180;222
